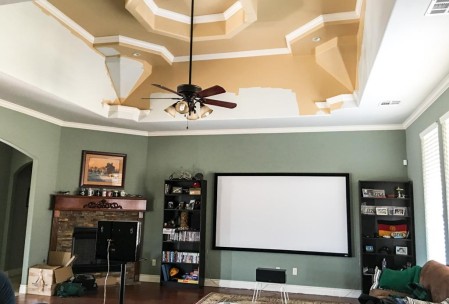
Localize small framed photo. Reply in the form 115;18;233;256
80;150;126;188
365;245;375;253
393;207;406;216
375;207;389;215
395;246;408;255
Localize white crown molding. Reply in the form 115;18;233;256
285;3;361;49
34;0;95;43
0;98;64;126
61;121;149;137
0;98;403;137
145;124;404;137
94;35;174;64
403;72;449;129
173;48;290;62
138;275;360;298
0;98;150;136
143;0;242;24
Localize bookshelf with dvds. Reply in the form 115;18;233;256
160;179;207;287
359;181;415;294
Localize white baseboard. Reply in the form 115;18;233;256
139;275;361;298
19;284;27;294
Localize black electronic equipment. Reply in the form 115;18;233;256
256;268;286;284
95;221;140;263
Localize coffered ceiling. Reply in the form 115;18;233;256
1;0;449;135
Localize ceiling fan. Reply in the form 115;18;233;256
150;0;237;120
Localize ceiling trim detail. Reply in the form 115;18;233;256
285;1;362;50
94;35;174;63
0;98;63;126
403;72;449;128
35;0;94;43
143;0;243;24
35;0;362;62
173;48;291;62
1;97;404;137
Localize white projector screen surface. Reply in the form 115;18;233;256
213;173;351;256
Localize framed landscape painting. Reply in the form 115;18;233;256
80;150;127;188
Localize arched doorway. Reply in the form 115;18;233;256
0;141;33;291
5;162;32;271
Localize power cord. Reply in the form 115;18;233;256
103;239;112;304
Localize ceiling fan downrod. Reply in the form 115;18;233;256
188;0;194;86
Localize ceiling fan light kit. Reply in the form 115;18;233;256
154;0;237;121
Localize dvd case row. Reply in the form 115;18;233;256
163;229;200;242
162;251;200;264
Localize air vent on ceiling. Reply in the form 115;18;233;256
379;100;401;106
425;0;449;16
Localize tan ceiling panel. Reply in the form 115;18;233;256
289;21;360;56
48;0;358;55
153;0;236;16
38;0;361;119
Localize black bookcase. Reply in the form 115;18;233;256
359;181;415;294
160;179;207;287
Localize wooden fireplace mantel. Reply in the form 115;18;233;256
52;194;147;212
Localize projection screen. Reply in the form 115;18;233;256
213;173;351;257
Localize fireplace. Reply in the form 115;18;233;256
50;195;147;282
71;227;120;273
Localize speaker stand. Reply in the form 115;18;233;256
119;263;126;304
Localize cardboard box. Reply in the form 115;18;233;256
27;251;75;296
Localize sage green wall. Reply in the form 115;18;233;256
0;106;61;284
405;87;449;265
0;103;413;290
55;128;149;195
145;131;408;289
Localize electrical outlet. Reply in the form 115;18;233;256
152;259;156;266
292;267;298;276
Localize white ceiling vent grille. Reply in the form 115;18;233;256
379;100;401;106
425;0;449;16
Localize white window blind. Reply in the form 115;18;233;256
420;123;446;263
441;112;449;263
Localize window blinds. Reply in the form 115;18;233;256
420;123;446;263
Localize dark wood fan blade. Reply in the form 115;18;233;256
202;98;237;109
197;85;226;98
152;83;182;96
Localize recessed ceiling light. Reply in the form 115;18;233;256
312;36;321;42
132;52;141;57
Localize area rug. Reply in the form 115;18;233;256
195;292;349;304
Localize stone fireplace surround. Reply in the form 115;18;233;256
50;195;147;282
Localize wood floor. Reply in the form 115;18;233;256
16;282;359;304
